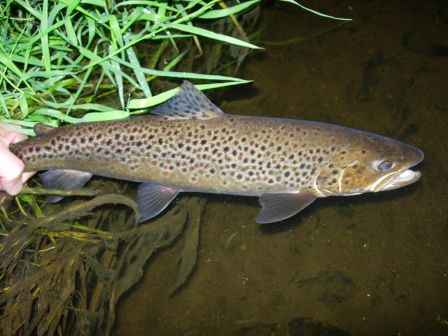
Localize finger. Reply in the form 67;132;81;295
22;171;36;183
1;177;24;196
0;140;25;179
0;140;26;195
0;123;27;145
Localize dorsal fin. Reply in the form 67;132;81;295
151;81;225;120
34;123;56;135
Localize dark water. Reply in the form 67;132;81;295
114;1;448;335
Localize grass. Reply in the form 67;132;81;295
0;0;350;135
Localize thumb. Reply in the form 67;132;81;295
0;140;26;195
1;178;24;196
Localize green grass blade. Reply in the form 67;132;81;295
124;36;152;97
40;0;52;72
198;0;260;19
281;0;352;21
0;92;10;118
32;107;129;124
128;80;252;110
109;14;124;47
169;22;262;49
64;15;78;46
13;0;42;20
18;94;29;118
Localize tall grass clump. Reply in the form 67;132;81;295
0;0;265;134
0;0;349;135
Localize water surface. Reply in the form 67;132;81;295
114;1;448;335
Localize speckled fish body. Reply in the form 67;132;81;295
10;82;424;223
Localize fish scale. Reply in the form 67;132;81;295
9;81;424;223
12;117;348;194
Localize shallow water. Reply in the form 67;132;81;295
114;1;448;335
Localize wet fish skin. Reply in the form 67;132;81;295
9;81;424;223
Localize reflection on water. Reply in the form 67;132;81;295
114;1;448;335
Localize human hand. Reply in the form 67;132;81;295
0;123;34;195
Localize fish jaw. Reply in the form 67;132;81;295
372;169;421;192
370;146;424;192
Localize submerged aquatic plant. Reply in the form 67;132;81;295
1;183;207;335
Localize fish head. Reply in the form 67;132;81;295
317;132;424;196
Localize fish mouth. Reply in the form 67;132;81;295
375;169;421;191
371;147;424;192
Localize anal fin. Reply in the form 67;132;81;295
39;169;93;202
137;182;179;222
257;192;316;224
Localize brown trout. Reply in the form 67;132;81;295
9;81;424;223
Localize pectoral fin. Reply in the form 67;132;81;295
256;192;316;224
137;182;179;222
39;169;93;202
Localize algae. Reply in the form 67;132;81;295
0;191;207;335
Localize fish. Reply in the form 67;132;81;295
9;81;424;224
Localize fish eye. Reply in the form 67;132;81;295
377;160;393;172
